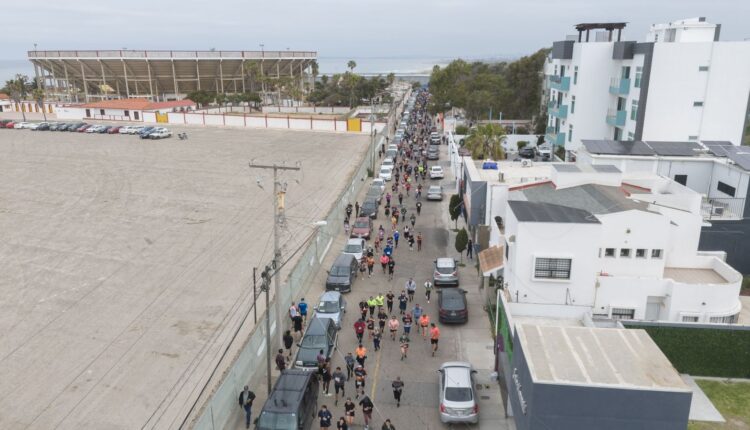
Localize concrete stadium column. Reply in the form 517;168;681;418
122;60;130;98
63;62;71;102
241;60;246;93
79;60;89;103
147;60;155;101
171;60;179;99
33;63;41;89
196;60;201;90
99;60;107;92
299;61;304;93
219;60;225;93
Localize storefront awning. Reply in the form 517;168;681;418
478;245;504;276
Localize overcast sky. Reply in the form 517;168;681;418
2;0;749;73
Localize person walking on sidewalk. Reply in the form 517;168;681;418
321;358;333;396
398;291;408;314
405;278;416;301
292;314;303;341
424;280;433;303
298;298;308;322
430;323;441;356
283;330;294;361
238;385;256;429
386;291;395;314
416;232;422;251
391;377;405;407
275;349;287;371
467;239;474;259
318;405;333;429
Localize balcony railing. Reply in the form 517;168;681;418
545;127;566;146
701;197;746;220
548;102;568;119
609;77;631;95
606;109;627;127
549;75;570;92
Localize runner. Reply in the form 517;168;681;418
416;232;423;251
344;398;356;426
391;377;405;407
412;303;423;321
398;291;408;315
387;258;395;281
402;313;413;336
333;366;347;405
419;314;430;339
430;323;441;356
399;332;410;360
393;229;400;248
298;298;308;322
379;254;389;274
408;234;415;251
359;394;374;429
355;344;367;367
375;293;385;310
354;364;367;399
385;291;395;314
318;405;333;429
405;278;416;301
410;213;416;228
366;316;375;339
344;352;355;379
377;308;388;332
359;300;368;321
337;417;348;430
366;255;375;277
372;328;382;351
354;318;366;343
367;296;377;317
388;316;400;341
416;201;422;215
423;279;433;303
381;419;396;430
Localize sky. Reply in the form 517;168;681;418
2;0;749;79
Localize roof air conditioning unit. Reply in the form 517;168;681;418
521;159;532;167
712;206;724;216
498;172;505;182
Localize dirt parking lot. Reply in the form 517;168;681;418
0;126;368;429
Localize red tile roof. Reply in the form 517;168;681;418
0;93;9;100
76;98;195;111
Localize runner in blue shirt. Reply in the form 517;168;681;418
298;298;308;322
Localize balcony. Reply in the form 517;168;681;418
609;77;631;95
549;75;570;92
606;109;627;127
701;196;746;220
547;101;568;119
545;126;566;146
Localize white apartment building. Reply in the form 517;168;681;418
544;18;750;159
502;164;743;324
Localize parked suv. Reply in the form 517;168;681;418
438;362;478;423
433;258;459;286
256;369;319;430
294;317;338;370
314;291;346;329
438;288;468;323
325;254;358;292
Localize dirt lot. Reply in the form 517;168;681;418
0;126;367;429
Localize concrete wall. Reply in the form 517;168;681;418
261;106;351;114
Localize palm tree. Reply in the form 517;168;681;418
6;74;30;121
347;60;357;73
32;79;47;121
465;123;506;160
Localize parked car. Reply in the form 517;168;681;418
138;126;155;138
365;186;382;205
314;291;346;329
429;166;444;179
14;122;31;129
4;121;17;129
149;127;172;139
438;362;479;423
350;217;372;240
69;123;86;131
427;185;443;201
294;316;338;370
256;369;319;430
438;288;468;323
130;126;146;134
76;124;92;132
359;198;378;219
325;253;358;292
381;158;395;170
433;257;459;286
107;126;122;134
48;122;63;131
379;166;393;182
97;125;112;133
85;125;102;133
343;238;366;261
118;125;134;134
31;122;50;131
427;146;440;160
519;147;536;159
371;178;385;192
385;149;397;159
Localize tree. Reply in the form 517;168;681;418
32;79;47;121
455;228;469;262
449;194;462;229
465;123;506;160
411;81;421;90
347;60;357;72
5;74;31;121
386;72;395;86
517;141;528;150
185;90;213;107
455;125;469;135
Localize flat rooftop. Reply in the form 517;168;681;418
510;183;649;215
664;267;729;284
0;125;367;428
468;158;553;184
518;324;689;391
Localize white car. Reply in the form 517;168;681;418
119;125;135;134
438;362;478;424
85;125;102;133
427;185;443;201
430;166;444;179
13;122;31;129
372;178;385;192
382;158;395;169
128;126;146;135
379;166;393;181
149;128;172;139
342;238;366;262
387;144;398;152
28;122;48;130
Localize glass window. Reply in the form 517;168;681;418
674;174;687;186
604;248;616;257
694;101;704;107
682;316;699;323
445;387;473;402
574;66;578;85
611;308;635;320
620;249;631;258
628;132;635;141
534;258;572;280
631;100;639;121
634;66;643;88
568;124;573;142
571;95;575;114
709;314;737;324
636;249;646;258
651;249;663;259
699;66;710;72
317;301;340;313
717;181;736;197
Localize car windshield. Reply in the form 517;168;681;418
429;187;441;193
318;300;340;313
442;296;465;311
445;387;473;402
353;220;369;228
301;334;328;349
331;266;350;276
257;411;297;430
344;244;361;253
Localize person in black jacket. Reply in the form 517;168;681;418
283;330;294;360
238;385;256;429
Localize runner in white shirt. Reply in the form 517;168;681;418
424;280;433;303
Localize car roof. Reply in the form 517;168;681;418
265;370;314;412
436;258;455;268
346;238;364;245
441;364;473;388
431;165;442;169
428;185;442;190
319;291;341;302
440;288;465;299
333;253;356;265
305;316;332;335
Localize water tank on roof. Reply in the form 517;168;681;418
482;160;498;170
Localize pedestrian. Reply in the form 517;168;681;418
355;201;360;216
355;343;367;367
366;316;375;339
416;201;422;215
359;257;367;277
377;308;387;331
430;323;441;356
408;235;415;251
416;232;422;252
388;316;400;341
292;314;303;341
392;377;404;407
317;349;327;379
401;207;406;222
385;193;391;207
289;302;298;320
393;229;400;248
359;300;368;321
238;385;256;429
381;419;396;430
283;330;294;360
424;280;433;303
399;332;410;360
344;398;356;426
318;405;333;429
375;293;385;310
322;358;332;395
402;313;413;336
373;328;382;351
298;298;308;322
380;254;389;274
333;366;347;405
386;291;395;314
467;239;474;259
405;278;416;301
412;303;423;320
354;364;367;399
367;296;377;317
366;255;375;277
387;258;395;281
398;192;403;205
337;417;349;430
419;314;430;338
410;213;416;228
344;219;350;236
275;349;286;371
359;395;374;430
345;352;355;379
398;292;408;314
354;318;366;343
391;215;398;230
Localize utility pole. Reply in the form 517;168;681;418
260;266;273;394
248;162;301;360
370;97;377;175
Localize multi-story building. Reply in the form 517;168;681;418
544;18;750;159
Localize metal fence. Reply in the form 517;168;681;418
701;196;746;220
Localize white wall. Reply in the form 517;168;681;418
700;42;750;144
597;210;669;278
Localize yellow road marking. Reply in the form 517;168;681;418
370;346;382;399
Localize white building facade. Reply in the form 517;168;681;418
545;18;750;158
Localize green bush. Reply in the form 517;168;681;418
624;323;750;378
517;141;528;150
455;125;469;135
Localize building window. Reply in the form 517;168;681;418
611;308;635;320
568;124;573;142
636;249;647;258
688;135;699;141
573;66;578;85
682;315;700;323
554;65;558;76
709;314;737;324
134;111;140;120
634;66;643;88
534;258;572;280
604;248;616;257
699;66;710;72
674;174;688;185
99;109;105;116
717;181;736;197
694;101;704;107
124;110;130;117
620;248;631;258
630;99;638;121
627;132;634;141
651;249;663;259
571;95;575;114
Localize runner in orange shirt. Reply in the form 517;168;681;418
429;323;440;357
418;314;430;338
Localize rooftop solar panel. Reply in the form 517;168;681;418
646;141;702;156
726;148;750;171
581;140;655;156
553;164;581;172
